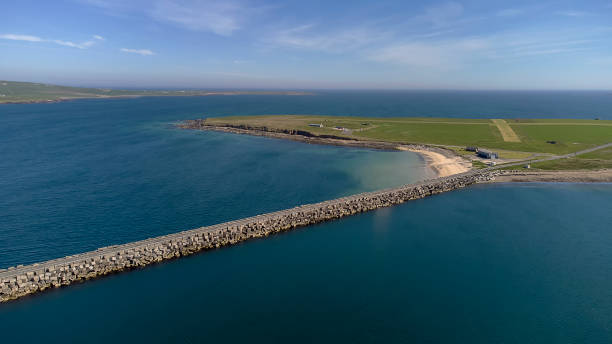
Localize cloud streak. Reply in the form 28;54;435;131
367;29;597;69
261;3;605;71
269;24;385;53
420;1;464;27
82;0;255;36
0;33;101;49
0;34;44;42
120;48;155;55
497;9;522;17
555;10;590;17
368;38;487;68
53;39;97;49
150;0;249;36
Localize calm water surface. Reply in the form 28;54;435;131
1;92;612;342
1;184;611;343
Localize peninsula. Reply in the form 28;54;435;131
0;81;311;104
180;115;612;179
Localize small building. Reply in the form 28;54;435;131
524;164;531;169
477;149;498;159
308;123;323;128
466;146;478;152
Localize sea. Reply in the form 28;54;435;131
1;91;611;343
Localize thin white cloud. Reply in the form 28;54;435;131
77;0;133;12
269;24;386;53
53;39;96;49
81;0;259;36
93;35;105;40
418;1;464;27
369;38;488;68
369;28;597;69
555;10;590;17
0;33;98;49
150;0;248;36
0;34;44;42
120;48;155;55
497;9;522;17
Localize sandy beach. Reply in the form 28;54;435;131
400;147;471;177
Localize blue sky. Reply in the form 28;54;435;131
1;0;612;89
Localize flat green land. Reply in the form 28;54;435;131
205;115;612;170
529;145;612;170
0;80;307;103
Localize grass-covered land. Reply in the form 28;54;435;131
204;115;612;155
0;80;308;103
528;145;612;170
204;115;612;171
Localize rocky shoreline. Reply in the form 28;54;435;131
1;170;498;303
178;120;465;165
179;120;611;182
495;169;612;183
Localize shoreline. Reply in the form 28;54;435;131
179;121;612;182
178;120;471;178
400;148;471;177
493;169;612;183
0;92;313;105
0;95;143;105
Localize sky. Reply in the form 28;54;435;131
1;0;612;90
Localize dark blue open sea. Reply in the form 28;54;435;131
1;91;612;342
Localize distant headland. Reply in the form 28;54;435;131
0;80;312;104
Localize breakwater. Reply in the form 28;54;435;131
0;170;499;303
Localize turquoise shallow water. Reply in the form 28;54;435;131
1;92;612;342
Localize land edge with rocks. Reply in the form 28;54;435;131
494;169;612;183
177;120;471;177
179;120;611;182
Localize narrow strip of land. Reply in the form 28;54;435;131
1;170;498;302
492;119;521;142
494;170;612;183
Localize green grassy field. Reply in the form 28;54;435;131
205;115;612;155
528;145;612;170
0;80;307;103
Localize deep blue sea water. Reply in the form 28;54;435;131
1;91;612;342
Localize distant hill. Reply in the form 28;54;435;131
0;80;310;104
